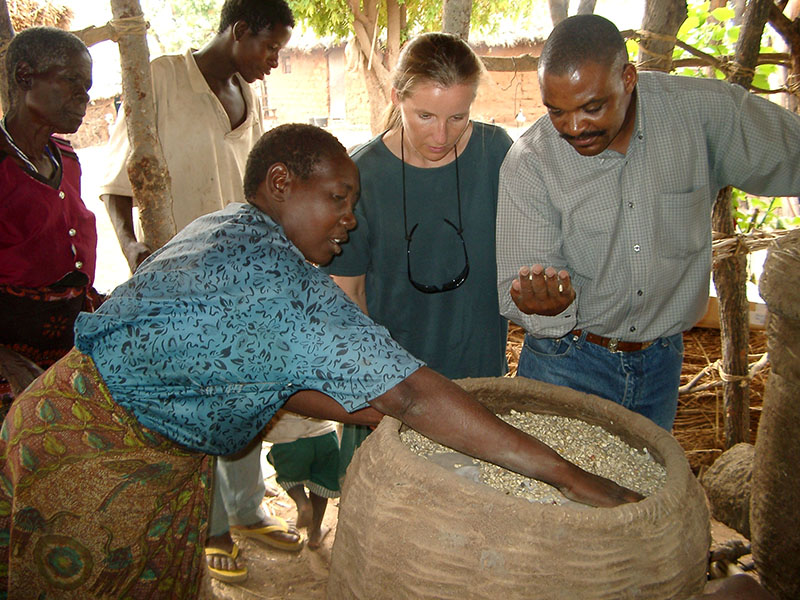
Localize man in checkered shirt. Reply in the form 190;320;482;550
497;14;800;430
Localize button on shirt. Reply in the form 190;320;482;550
75;204;423;455
497;71;800;342
0;138;97;288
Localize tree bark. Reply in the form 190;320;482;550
347;0;391;133
548;0;569;26
110;0;175;251
0;0;14;113
712;0;772;450
385;0;404;72
442;0;472;40
752;228;800;600
768;3;800;113
637;0;687;72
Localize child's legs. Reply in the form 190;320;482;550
284;485;312;528
267;438;316;524
306;431;341;547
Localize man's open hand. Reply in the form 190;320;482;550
509;264;575;316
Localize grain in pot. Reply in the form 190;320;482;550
401;410;666;504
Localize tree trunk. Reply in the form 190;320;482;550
768;2;800;114
712;0;772;449
347;0;392;134
385;0;404;73
752;228;800;600
110;0;175;251
576;0;597;14
547;0;569;26
0;0;13;113
442;0;472;40
638;0;688;72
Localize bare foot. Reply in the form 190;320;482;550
307;524;331;550
296;504;313;530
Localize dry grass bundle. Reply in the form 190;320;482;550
7;0;73;32
505;324;766;474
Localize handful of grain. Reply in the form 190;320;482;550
401;410;666;505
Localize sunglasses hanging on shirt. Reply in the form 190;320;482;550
401;127;470;294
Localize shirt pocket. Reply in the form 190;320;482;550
656;185;711;258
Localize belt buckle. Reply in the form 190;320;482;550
608;337;620;353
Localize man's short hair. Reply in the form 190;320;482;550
244;124;347;200
539;15;627;77
218;0;295;35
5;27;88;97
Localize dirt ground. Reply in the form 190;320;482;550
198;465;334;600
199;326;766;599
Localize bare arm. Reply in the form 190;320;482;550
102;193;152;272
286;367;641;507
283;391;384;427
331;274;368;314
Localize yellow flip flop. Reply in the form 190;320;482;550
231;516;305;552
204;542;248;583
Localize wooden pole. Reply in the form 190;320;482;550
637;0;687;72
0;0;14;113
109;0;176;252
712;0;773;449
442;0;472;40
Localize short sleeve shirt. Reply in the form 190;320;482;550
98;51;263;231
75;203;423;455
323;122;512;379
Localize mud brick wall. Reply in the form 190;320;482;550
266;48;331;125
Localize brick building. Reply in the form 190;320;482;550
260;37;548;134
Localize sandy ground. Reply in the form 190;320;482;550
194;447;751;600
198;446;334;600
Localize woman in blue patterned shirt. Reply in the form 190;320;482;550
0;124;639;598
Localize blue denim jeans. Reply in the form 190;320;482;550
517;330;684;431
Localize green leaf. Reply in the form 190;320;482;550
710;7;735;21
678;16;701;38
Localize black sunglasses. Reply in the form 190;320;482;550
401;127;469;295
405;219;470;294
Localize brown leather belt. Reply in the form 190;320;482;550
571;329;652;353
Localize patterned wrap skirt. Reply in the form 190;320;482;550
0;349;213;599
0;282;104;420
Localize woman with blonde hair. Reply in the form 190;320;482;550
324;32;513;481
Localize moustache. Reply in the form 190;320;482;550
560;131;605;142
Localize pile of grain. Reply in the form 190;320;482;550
401;410;666;505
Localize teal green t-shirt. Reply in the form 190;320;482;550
323;122;512;380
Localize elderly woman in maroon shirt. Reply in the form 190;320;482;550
0;27;100;415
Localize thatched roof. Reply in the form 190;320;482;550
8;0;73;32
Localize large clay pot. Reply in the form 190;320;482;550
329;377;710;600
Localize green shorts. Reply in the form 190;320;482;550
267;431;341;498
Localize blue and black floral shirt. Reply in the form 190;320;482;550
76;203;422;455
